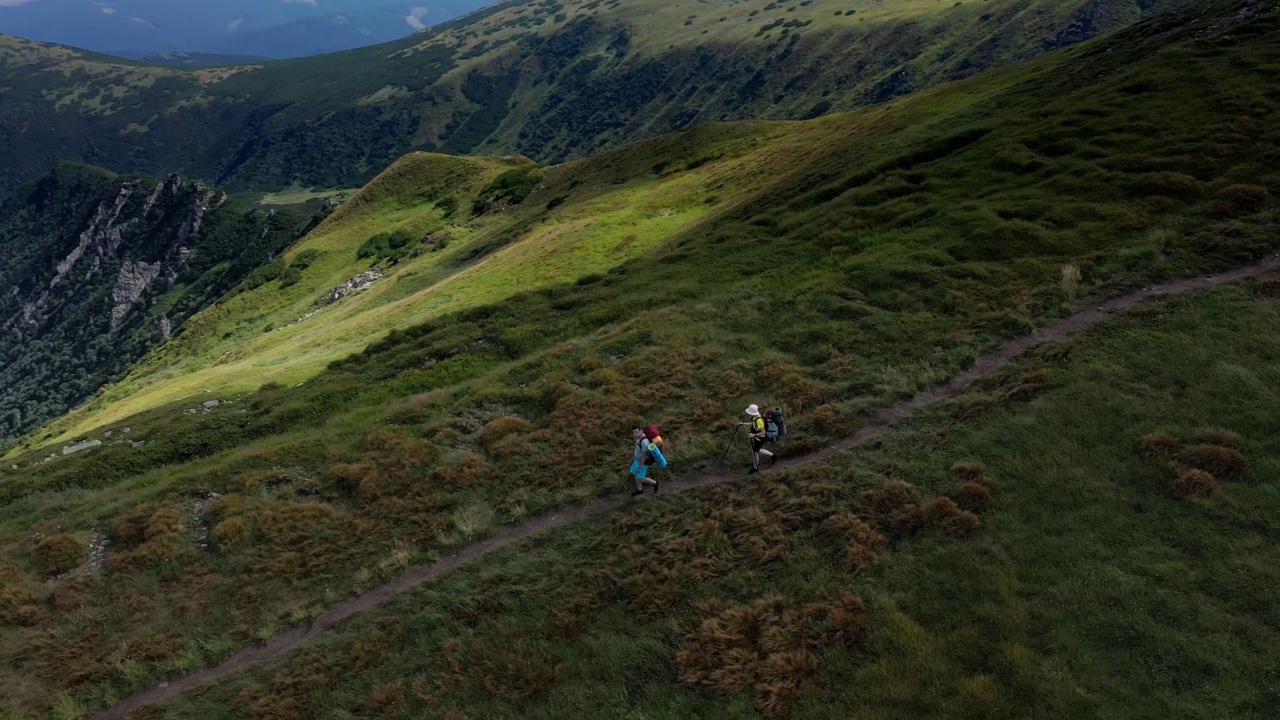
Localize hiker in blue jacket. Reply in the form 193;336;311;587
629;427;666;496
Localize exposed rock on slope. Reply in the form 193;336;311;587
0;163;303;445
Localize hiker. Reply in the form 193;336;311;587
742;404;776;474
629;426;667;496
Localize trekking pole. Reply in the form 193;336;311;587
720;423;742;463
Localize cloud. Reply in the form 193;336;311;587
228;17;242;31
0;0;44;6
404;6;429;30
93;1;117;15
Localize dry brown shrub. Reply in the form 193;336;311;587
110;505;151;548
362;680;406;714
584;367;626;389
145;506;184;539
1141;433;1182;458
548;390;634;447
432;455;495;489
258;504;335;547
481;416;532;448
15;604;39;626
1179;444;1248;481
951;481;993;514
325;462;377;496
676;591;866;716
235;687;306;720
125;632;183;662
777;374;827;415
822;513;886;573
1170;469;1219;499
1218;183;1271;213
212;517;252;551
756;354;798;387
34;534;84;577
357;473;388;501
887;504;928;540
1140;171;1200;198
824;592;868;647
50;575;98;612
0;563;41;625
809;404;850;435
482;645;561;704
950;462;987;481
942;509;982;537
1005;369;1050;400
926;497;982;537
1194;429;1242;447
855;480;920;526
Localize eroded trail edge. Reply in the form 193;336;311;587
94;255;1280;720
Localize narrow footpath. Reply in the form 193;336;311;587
93;254;1280;719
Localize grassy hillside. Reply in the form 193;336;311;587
0;0;1278;716
0;0;1188;196
157;266;1280;720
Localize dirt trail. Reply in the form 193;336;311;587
93;255;1280;720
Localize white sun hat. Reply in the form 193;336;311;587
745;404;760;416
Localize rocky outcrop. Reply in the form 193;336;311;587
325;270;384;305
110;260;163;330
0;163;304;445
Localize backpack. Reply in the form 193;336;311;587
764;408;786;441
644;425;662;442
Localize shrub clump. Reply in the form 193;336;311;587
951;481;993;514
1140;171;1200;198
357;229;418;262
948;462;998;514
1169;469;1219;499
821;513;886;573
34;534;85;577
1179;443;1248;481
925;497;982;537
1140;433;1182;458
1194;428;1241;447
0;564;41;626
675;592;867;716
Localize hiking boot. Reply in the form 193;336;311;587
748;467;759;475
630;489;644;497
769;454;778;468
652;480;660;494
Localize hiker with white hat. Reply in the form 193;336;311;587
741;403;775;474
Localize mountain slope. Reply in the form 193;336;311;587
0;163;306;447
0;0;489;58
0;0;1277;716
0;0;1190;196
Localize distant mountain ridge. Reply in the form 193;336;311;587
0;0;490;59
0;0;1191;197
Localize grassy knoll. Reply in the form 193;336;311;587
141;268;1280;719
0;0;1278;715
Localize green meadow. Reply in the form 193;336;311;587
0;0;1278;716
151;265;1280;720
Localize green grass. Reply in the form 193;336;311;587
256;184;358;209
145;275;1280;720
0;0;1278;715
